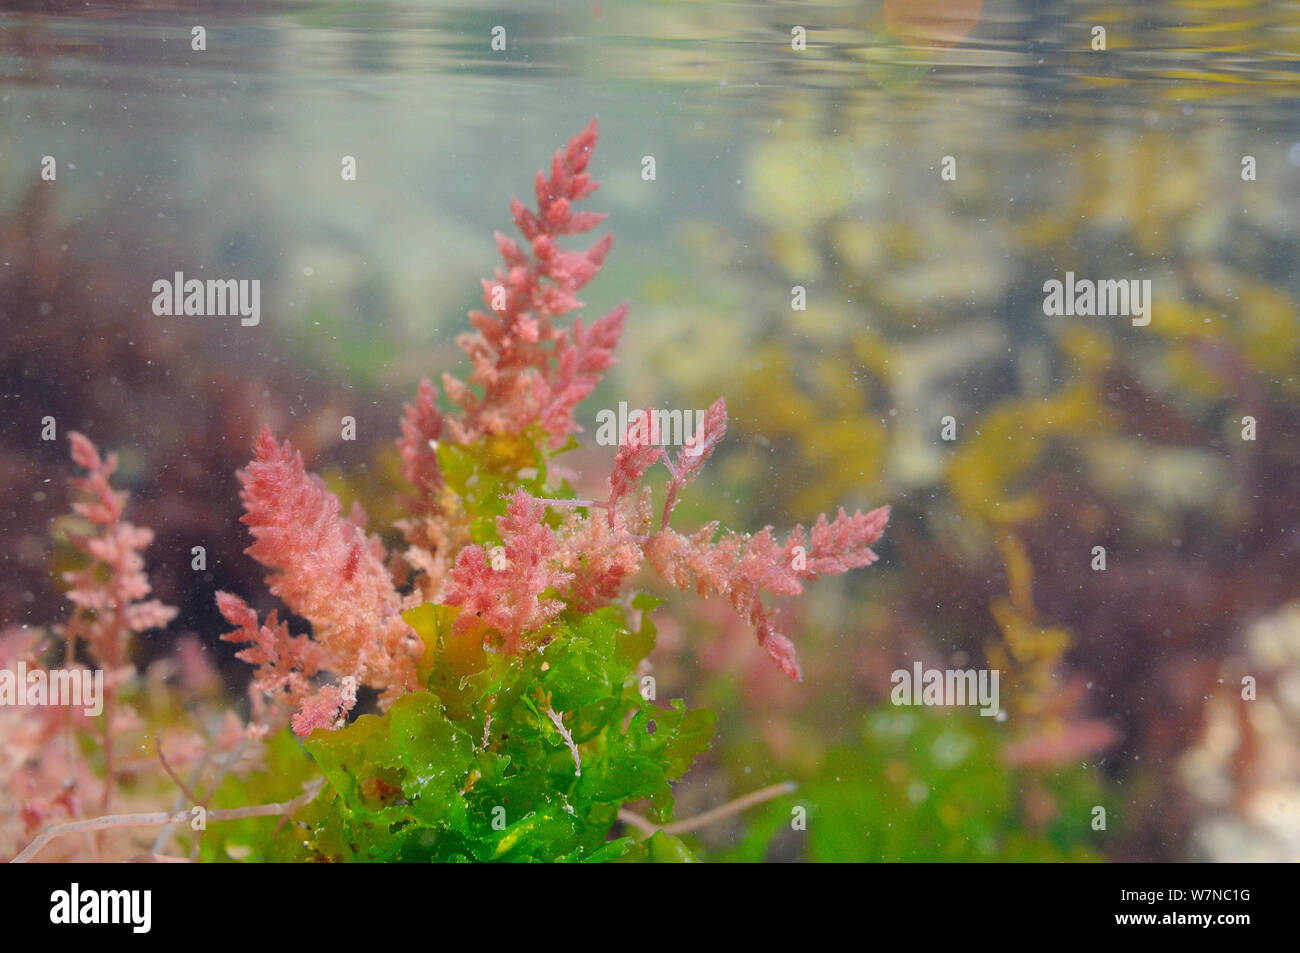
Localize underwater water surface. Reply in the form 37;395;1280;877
2;0;1300;868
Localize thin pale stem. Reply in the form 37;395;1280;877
660;477;683;532
532;496;607;510
151;749;211;855
100;599;128;818
154;735;198;804
618;780;797;838
60;621;97;859
544;707;581;777
11;779;325;863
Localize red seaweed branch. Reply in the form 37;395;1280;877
217;428;421;736
225;121;888;735
63;433;177;809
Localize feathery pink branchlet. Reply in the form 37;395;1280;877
442;489;573;652
219;426;421;735
396;376;445;513
606;406;664;512
64;432;177;668
438;119;626;448
642;504;890;681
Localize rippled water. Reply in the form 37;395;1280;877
5;2;1298;280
